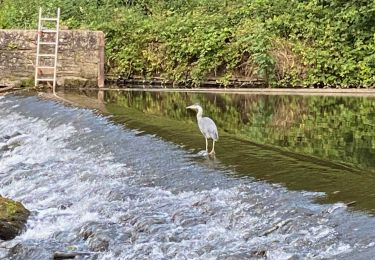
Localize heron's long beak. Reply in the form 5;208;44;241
186;105;194;109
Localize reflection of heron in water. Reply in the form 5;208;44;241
187;104;218;155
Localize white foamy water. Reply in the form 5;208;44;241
0;95;374;259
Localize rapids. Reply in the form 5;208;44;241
0;94;374;259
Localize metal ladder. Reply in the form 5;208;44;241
34;7;60;91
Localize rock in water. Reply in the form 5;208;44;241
0;196;30;240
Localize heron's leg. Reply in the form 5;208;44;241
205;138;208;152
209;140;215;155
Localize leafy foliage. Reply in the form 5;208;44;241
1;0;374;87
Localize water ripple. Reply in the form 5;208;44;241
0;95;374;259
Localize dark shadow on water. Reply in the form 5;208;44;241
57;89;375;214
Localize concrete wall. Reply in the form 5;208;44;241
0;29;104;88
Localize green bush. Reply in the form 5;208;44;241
1;0;374;87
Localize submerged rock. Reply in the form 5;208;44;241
0;196;29;240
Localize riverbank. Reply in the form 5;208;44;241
5;84;375;97
0;86;18;95
0;196;29;241
2;1;375;88
95;86;375;97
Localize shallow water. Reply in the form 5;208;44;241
58;89;375;213
0;92;375;259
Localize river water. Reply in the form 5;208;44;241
0;90;374;259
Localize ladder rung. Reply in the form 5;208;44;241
37;66;55;69
39;42;56;45
35;7;60;88
41;18;58;21
37;78;55;81
38;54;55;57
40;29;57;33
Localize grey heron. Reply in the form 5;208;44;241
186;104;218;155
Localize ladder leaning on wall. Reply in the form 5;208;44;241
34;7;60;92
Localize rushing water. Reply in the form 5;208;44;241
0;91;375;259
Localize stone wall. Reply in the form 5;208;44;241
0;29;104;88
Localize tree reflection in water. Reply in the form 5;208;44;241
103;90;375;173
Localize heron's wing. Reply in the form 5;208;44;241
199;117;219;140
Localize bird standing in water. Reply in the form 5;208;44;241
186;104;218;155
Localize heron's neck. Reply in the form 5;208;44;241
196;108;203;120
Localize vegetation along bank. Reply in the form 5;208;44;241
0;0;374;87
